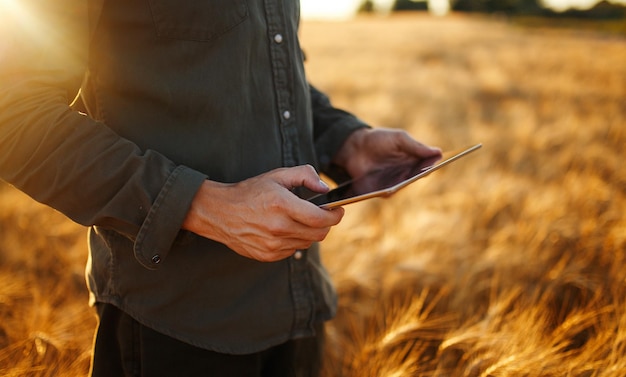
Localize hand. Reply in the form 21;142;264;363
333;128;442;179
182;165;345;262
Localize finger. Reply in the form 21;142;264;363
273;165;329;193
289;199;345;229
396;132;442;158
256;171;343;229
250;232;330;262
249;241;314;262
262;214;333;241
230;223;329;261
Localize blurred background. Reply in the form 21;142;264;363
301;0;626;19
1;1;625;376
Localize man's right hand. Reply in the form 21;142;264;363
181;165;344;262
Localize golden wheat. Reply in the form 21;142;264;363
1;13;625;376
302;13;625;377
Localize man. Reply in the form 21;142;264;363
0;1;440;376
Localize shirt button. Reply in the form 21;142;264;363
294;250;303;260
283;110;291;120
274;34;283;44
151;255;161;264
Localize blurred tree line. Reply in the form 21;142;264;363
383;0;626;19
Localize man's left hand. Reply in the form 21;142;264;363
332;128;442;179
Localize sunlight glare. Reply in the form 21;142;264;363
0;0;25;19
0;0;37;33
543;0;608;11
0;0;18;9
0;0;25;58
300;0;362;20
0;0;71;73
429;0;450;16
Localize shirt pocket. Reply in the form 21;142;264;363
147;0;248;42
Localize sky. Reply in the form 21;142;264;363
300;0;626;19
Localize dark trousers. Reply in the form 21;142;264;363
90;303;325;377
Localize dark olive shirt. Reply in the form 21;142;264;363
0;0;367;353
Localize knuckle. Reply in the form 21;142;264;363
261;238;282;253
304;164;316;174
265;218;289;237
265;195;288;212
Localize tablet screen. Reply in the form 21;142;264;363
307;143;481;208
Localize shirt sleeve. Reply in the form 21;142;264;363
309;84;370;182
0;2;206;270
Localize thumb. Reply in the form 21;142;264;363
397;133;442;158
275;165;330;193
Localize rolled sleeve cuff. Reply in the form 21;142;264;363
134;165;207;270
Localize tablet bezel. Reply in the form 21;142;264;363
307;143;482;209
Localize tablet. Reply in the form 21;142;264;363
307;143;482;209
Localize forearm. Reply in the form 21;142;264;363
309;84;370;180
0;3;208;268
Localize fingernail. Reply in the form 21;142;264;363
319;180;329;190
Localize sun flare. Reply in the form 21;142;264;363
0;0;25;19
0;0;38;34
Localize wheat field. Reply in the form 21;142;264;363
1;13;625;376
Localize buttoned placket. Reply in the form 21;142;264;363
263;0;299;167
263;0;315;337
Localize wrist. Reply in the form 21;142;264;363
181;179;231;241
332;128;368;172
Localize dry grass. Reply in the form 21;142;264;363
0;186;92;376
302;14;626;376
1;13;625;376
